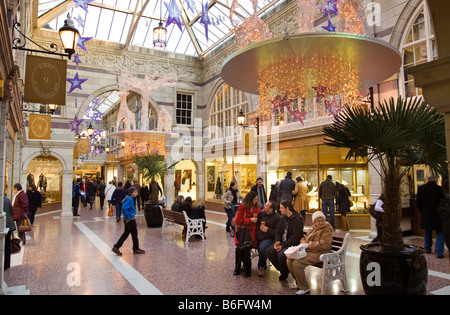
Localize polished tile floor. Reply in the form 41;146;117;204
4;201;450;295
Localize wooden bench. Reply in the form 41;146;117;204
160;208;205;243
313;233;350;295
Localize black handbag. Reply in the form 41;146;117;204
236;227;253;249
10;233;21;253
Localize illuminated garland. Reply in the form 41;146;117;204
257;57;360;118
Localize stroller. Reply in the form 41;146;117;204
229;203;240;237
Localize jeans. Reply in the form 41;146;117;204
115;203;122;219
258;239;273;268
225;207;234;232
266;245;289;277
322;199;335;229
424;229;445;256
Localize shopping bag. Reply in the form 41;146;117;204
285;244;307;260
107;205;113;217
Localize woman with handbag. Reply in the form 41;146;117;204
287;211;333;295
12;183;29;245
233;191;260;277
222;181;241;234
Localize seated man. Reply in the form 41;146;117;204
265;200;304;280
256;201;281;277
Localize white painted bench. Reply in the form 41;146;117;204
161;208;205;243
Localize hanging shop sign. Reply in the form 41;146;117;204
76;138;90;154
28;114;51;140
24;55;67;105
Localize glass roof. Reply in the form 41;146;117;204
38;0;289;57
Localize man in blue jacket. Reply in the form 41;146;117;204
112;187;145;256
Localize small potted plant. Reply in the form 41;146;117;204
323;96;447;294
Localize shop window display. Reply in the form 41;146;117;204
27;155;63;204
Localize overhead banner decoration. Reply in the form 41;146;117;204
24;55;67;105
77;138;90;154
28;114;51;140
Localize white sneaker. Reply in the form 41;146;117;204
291;284;299;290
296;288;310;295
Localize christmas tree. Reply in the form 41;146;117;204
215;176;223;199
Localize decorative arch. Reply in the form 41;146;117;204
390;0;423;48
22;150;68;172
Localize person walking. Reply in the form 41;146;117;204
26;184;42;225
105;181;116;208
233;191;260;277
111;182;127;222
417;173;446;258
72;178;81;217
370;193;385;243
318;175;337;229
251;177;267;210
287;211;333;295
140;182;149;209
265;200;304;280
256;201;281;277
86;179;96;209
98;179;106;210
4;185;16;269
112;187;145;256
335;181;351;231
80;178;87;207
133;180;141;210
277;172;296;204
293;176;309;221
12;183;29;245
222;181;241;233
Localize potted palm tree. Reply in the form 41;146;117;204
134;152;177;227
323;96;447;295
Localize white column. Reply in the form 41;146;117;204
0;96;9;295
61;170;75;217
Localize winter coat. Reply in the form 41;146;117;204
274;211;304;249
277;176;296;203
121;196;136;220
13;190;28;220
417;181;445;231
111;188;127;206
319;178;336;200
105;184;116;201
256;210;281;242
4;196;15;231
234;203;261;248
293;182;309;213
222;189;241;209
297;221;333;265
27;190;42;214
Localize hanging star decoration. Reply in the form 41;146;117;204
73;53;82;66
312;85;327;101
91;111;103;124
67;72;88;94
77;35;93;52
72;0;95;14
165;0;183;31
199;1;211;42
69;115;84;134
325;98;341;119
322;18;336;32
290;108;308;125
270;94;295;114
319;0;339;17
74;14;85;28
185;0;196;14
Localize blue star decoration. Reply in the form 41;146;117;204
164;0;183;31
72;0;95;14
77;36;93;52
321;0;339;17
73;53;82;66
200;1;211;42
67;72;88;94
69;115;84;134
74;14;85;29
185;0;196;14
322;18;336;32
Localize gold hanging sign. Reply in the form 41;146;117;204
77;138;90;154
24;55;67;105
28;114;51;140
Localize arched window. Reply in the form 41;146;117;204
209;83;248;139
400;1;437;98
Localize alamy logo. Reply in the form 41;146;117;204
366;262;381;287
66;262;81;287
367;2;381;27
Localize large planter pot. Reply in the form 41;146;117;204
144;203;164;228
359;243;428;295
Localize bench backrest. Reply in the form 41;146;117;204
161;208;186;225
331;235;345;252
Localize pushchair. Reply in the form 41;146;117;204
229;203;240;237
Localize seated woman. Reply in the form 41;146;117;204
286;211;333;295
189;198;207;238
171;195;185;212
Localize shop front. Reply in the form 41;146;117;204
27;155;63;205
269;142;371;229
